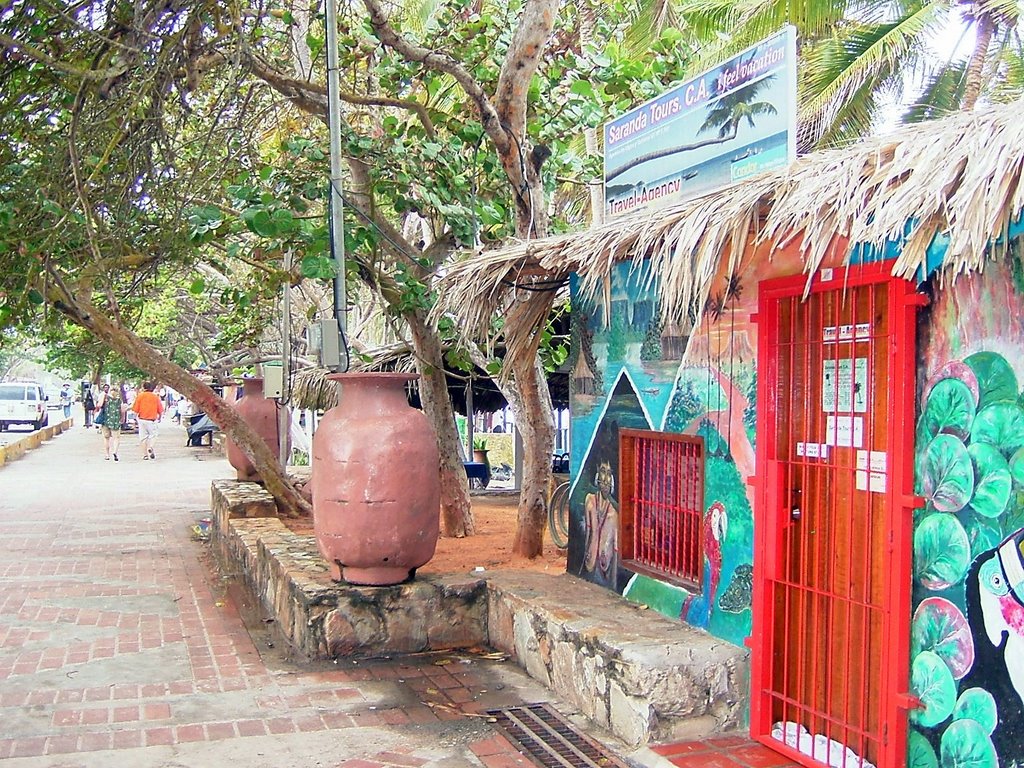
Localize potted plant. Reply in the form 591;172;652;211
472;437;489;465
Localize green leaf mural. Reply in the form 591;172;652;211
938;719;998;768
914;513;972;590
1002;494;1024;538
919;378;977;442
971;402;1024;457
966;443;1012;518
910;650;959;728
921;435;975;513
964;514;1004;560
1009;446;1024;487
951;688;998;736
911;597;975;680
964;351;1018;409
909;729;940;768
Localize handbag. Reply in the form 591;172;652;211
95;408;106;427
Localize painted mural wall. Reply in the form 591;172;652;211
568;246;808;648
911;255;1024;768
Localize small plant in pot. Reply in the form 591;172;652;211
472;437;489;465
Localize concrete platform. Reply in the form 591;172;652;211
211;480;750;748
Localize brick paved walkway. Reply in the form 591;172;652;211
651;736;801;768
0;423;596;768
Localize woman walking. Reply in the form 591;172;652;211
97;384;125;461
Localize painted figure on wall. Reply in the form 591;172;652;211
584;458;618;585
568;374;651;589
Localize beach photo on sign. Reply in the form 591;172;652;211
603;28;795;218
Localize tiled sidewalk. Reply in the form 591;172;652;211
0;425;549;767
651;736;801;768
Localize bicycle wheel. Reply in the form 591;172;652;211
547;481;571;549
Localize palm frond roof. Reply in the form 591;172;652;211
436;99;1024;371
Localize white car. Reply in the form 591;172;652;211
0;381;49;431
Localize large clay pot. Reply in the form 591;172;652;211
225;378;290;482
311;372;440;585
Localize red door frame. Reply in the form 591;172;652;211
750;261;925;768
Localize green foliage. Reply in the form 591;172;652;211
911;597;975;681
952;689;998;736
919;378;977;443
920;435;975;513
939;719;998;768
965;443;1012;518
639;319;662;361
910;650;959;728
908;729;939;768
914;513;972;590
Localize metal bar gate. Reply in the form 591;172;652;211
752;263;922;768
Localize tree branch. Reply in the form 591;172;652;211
0;31;129;81
361;0;506;153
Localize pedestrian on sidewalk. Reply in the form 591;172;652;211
82;385;94;428
59;383;72;420
97;384;126;461
131;381;164;460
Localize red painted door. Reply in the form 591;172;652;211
752;263;923;768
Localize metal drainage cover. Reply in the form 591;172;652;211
487;703;628;768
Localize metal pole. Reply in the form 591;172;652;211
280;249;292;467
466;381;474;457
326;0;347;355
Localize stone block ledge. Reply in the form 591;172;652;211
485;570;749;746
213;480;749;747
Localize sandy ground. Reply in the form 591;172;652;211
282;493;568;576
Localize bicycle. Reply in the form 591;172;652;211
547;480;570;549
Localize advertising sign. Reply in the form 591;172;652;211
603;26;797;219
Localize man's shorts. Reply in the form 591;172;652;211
138;419;159;442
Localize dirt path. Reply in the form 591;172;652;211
282;492;568;576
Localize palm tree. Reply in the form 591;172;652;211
668;0;1022;149
700;77;780;137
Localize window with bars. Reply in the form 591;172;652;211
619;429;705;588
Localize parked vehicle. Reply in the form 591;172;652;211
0;381;49;431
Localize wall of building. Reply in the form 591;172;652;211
567;243;811;649
569;239;1024;764
911;255;1024;767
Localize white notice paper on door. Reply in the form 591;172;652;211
822;358;869;413
826;416;864;448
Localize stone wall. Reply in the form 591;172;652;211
212;480;749;747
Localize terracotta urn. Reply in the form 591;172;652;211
225;378;290;482
311;372;440;585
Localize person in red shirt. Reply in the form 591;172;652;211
131;381;165;460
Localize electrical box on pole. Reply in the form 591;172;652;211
262;362;284;399
307;321;343;369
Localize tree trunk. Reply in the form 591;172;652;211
963;13;994;110
407;314;475;537
508;356;555;557
48;285;311;517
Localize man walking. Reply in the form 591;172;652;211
130;381;164;460
59;383;72;420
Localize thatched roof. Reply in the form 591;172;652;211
289;352;569;413
436;99;1024;372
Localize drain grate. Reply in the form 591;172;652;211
487;703;629;768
